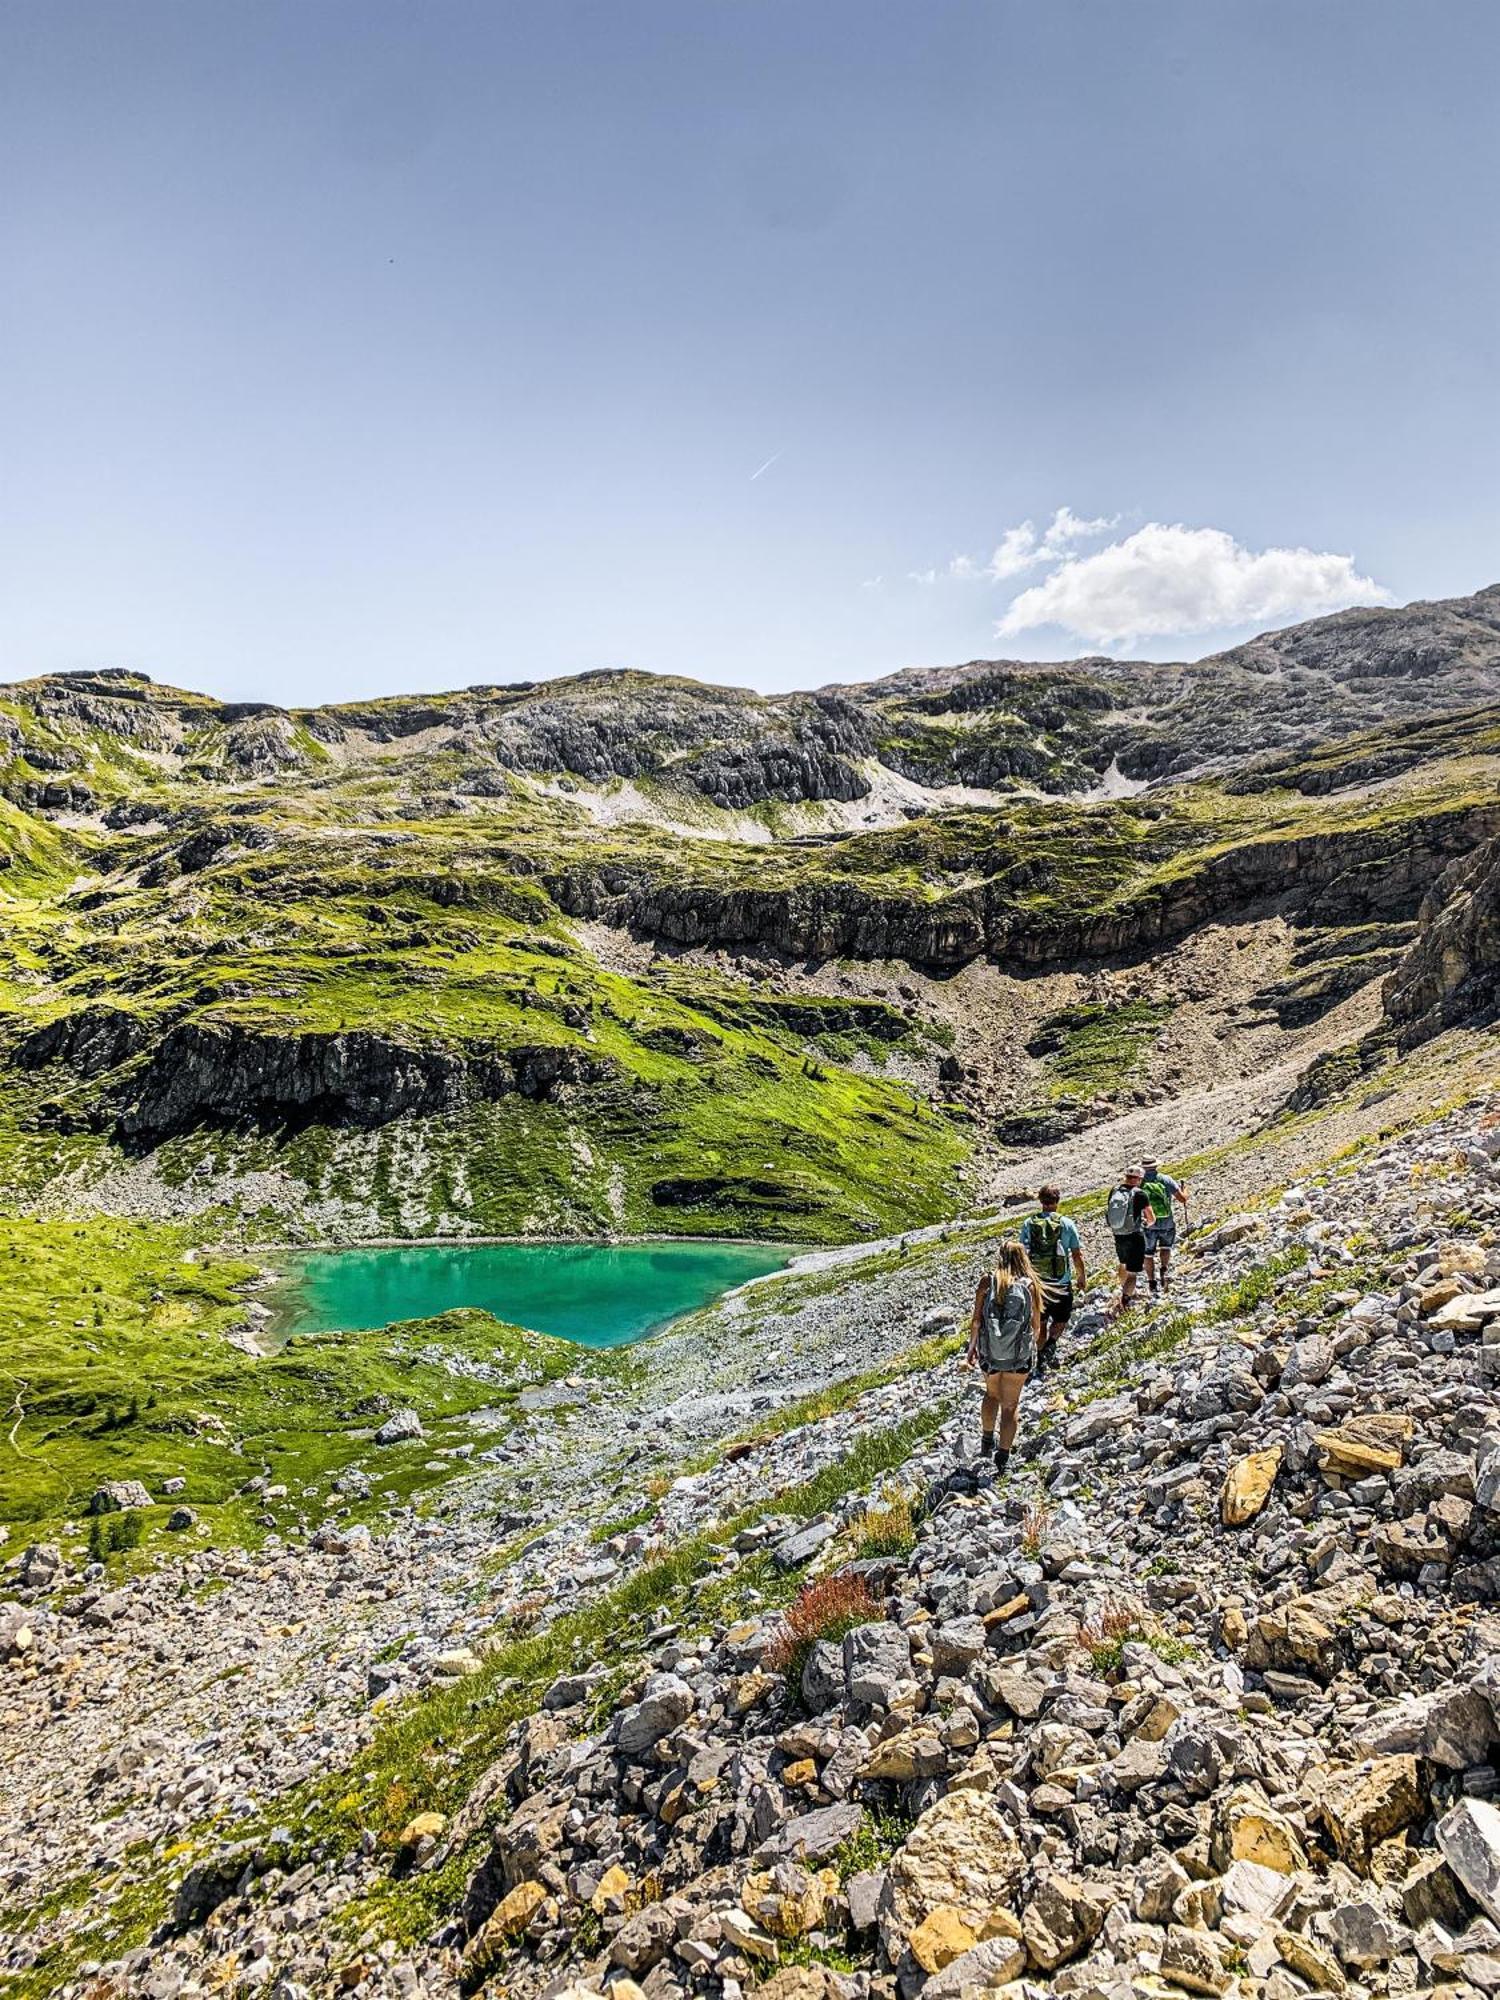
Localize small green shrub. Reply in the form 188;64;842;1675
850;1490;915;1559
87;1509;145;1565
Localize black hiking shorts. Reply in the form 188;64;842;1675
1113;1232;1146;1275
1039;1282;1075;1328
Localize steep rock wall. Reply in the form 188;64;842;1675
544;801;1500;971
1385;834;1500;1047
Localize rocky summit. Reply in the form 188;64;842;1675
1;589;1500;2000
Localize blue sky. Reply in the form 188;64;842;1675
2;1;1497;704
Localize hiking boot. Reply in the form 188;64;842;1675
993;1446;1011;1478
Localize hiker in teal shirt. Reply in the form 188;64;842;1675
1018;1185;1086;1373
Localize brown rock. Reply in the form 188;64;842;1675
1160;1923;1231;1994
590;1863;633;1915
1212;1787;1308;1875
1022;1875;1105;1970
742;1862;836;1941
1316;1413;1414;1479
1222;1447;1283;1527
1276;1926;1347;1991
861;1727;947;1782
755;1970;847;2000
908;1905;980;1974
1319;1756;1426;1874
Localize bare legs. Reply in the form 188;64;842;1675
983;1370;1026;1453
1117;1257;1139;1314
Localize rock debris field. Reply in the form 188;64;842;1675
9;1090;1500;2000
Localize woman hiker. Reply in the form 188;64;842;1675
963;1238;1042;1477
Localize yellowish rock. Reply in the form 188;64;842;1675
1318;1754;1425;1873
1438;1242;1488;1278
1219;1604;1249;1651
1276;1926;1346;1991
1214;1787;1307;1875
1420;1277;1466;1314
490;1878;548;1937
907;1905;980;1974
590;1863;634;1915
741;1864;836;1940
1128;1694;1184;1744
860;1727;946;1782
880;1790;1025;1960
729;1671;776;1714
459;1880;551;1984
1316;1413;1414;1479
1221;1447;1283;1527
397;1810;446;1848
783;1757;818;1790
718;1907;780;1961
978;1908;1025;1941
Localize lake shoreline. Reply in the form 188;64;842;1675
257;1236;803;1351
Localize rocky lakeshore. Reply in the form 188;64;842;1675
5;1081;1500;2000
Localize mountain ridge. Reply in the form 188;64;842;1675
8;583;1500;815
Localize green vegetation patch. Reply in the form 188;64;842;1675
1027;999;1175;1099
0;1215;576;1549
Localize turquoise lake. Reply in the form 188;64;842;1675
266;1239;792;1348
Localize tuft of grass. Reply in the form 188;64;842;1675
1076;1598;1198;1676
849;1489;916;1560
1019;1499;1052;1559
1206;1250;1307;1321
833;1806;915;1882
1076;1598;1149;1677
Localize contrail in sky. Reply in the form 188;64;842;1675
749;449;784;481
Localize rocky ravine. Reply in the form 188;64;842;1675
8;1083;1500;1998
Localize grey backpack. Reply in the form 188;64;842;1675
1105;1186;1137;1235
982;1273;1031;1342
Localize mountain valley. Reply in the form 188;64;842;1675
2;587;1500;2000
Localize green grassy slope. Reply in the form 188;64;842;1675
0;1211;579;1547
0;694;1495;1253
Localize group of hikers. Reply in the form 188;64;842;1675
962;1160;1189;1475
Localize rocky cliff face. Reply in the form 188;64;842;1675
1385;835;1500;1047
16;1015;614;1145
548;799;1500;972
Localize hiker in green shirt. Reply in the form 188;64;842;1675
1141;1155;1189;1295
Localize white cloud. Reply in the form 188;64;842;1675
1040;505;1117;553
996;522;1390;648
907;568;939;586
985;521;1040;579
975;506;1118;582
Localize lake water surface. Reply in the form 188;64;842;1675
266;1239;792;1348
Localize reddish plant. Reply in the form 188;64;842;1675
765;1570;880;1690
